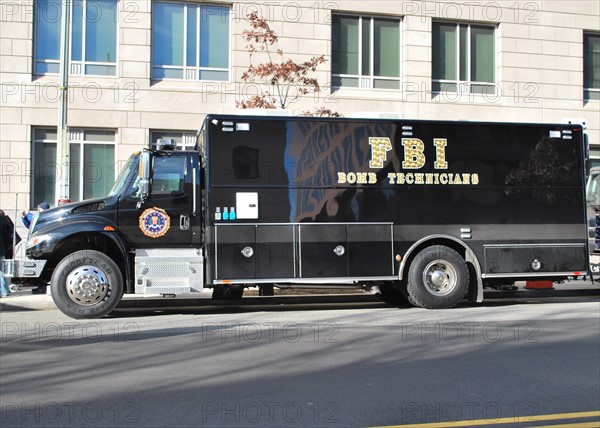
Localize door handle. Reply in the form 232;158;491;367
241;246;254;258
180;215;190;231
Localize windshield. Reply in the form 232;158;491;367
587;172;600;204
109;154;139;197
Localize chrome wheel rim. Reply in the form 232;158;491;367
66;265;109;305
422;259;457;296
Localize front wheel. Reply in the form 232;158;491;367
406;246;469;309
51;250;123;319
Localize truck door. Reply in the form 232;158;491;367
118;153;196;248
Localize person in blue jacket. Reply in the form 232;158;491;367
20;202;50;229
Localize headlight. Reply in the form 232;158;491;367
26;233;52;249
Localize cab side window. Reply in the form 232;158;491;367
152;156;186;195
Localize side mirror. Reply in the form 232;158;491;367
139;149;152;206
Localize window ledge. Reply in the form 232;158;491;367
149;79;234;89
431;91;502;104
32;74;119;84
584;89;600;102
330;86;405;100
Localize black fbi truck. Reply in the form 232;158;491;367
8;115;591;319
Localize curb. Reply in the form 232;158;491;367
1;285;598;312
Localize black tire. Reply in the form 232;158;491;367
375;282;409;306
51;250;123;319
406;245;469;309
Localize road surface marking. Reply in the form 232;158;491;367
376;410;600;427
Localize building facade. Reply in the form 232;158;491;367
1;0;599;211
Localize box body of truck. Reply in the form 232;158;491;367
204;116;587;285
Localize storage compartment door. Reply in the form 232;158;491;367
348;224;394;276
483;244;588;274
300;225;347;278
256;225;295;279
216;226;256;279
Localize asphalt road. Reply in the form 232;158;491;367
1;296;599;427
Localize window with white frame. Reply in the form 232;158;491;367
150;130;198;150
152;2;230;81
584;33;600;101
32;128;116;206
432;22;495;95
34;0;118;76
332;15;401;89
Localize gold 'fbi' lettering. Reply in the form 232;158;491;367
402;139;426;169
433;139;448;169
369;137;392;168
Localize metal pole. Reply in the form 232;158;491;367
55;0;71;205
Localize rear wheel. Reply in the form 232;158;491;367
51;250;123;319
406;246;469;309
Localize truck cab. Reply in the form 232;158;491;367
15;143;203;318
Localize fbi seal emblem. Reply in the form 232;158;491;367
139;207;170;238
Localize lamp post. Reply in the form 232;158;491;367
55;0;71;205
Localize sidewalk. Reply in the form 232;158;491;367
1;280;598;313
